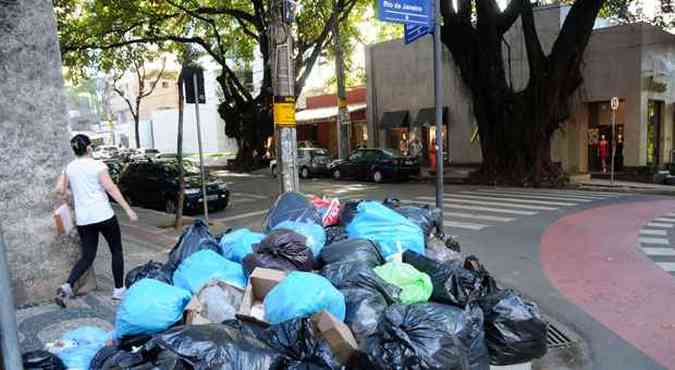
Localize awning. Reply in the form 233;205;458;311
380;110;410;129
414;107;448;127
295;103;367;124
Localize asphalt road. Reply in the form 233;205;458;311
204;171;675;370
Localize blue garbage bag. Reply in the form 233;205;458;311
346;201;425;258
273;221;326;256
264;271;345;325
57;327;110;370
114;279;191;340
173;250;248;293
220;229;265;263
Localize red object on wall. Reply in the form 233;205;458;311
306;87;366;109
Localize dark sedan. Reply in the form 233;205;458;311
118;159;229;214
328;148;420;183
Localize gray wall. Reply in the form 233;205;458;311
367;36;482;164
0;1;81;305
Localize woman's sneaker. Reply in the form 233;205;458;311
54;284;73;308
112;287;126;301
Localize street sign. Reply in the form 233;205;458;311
182;66;206;104
378;0;433;26
274;96;296;127
611;97;619;111
405;23;433;44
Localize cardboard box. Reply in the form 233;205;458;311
236;268;359;365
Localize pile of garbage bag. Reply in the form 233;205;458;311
32;192;548;370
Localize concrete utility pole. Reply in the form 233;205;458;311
433;0;445;226
272;0;299;192
0;231;22;370
334;1;351;160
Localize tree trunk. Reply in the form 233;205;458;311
175;76;186;230
134;99;142;148
0;0;84;305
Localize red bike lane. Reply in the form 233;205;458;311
541;200;675;369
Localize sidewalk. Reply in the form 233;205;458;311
575;178;675;195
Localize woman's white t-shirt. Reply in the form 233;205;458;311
65;158;115;226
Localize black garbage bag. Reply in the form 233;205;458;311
243;229;316;276
339;200;363;226
383;198;442;238
125;260;172;288
265;192;323;231
143;323;285;370
478;288;548;366
164;220;220;274
365;303;469;370
324;225;348;246
321;263;401;342
431;303;489;370
319;239;385;268
265;317;343;370
403;250;481;308
22;350;66;370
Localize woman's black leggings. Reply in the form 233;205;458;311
67;216;125;289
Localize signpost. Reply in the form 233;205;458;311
404;23;433;45
378;0;444;229
610;97;619;186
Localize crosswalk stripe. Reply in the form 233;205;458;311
442;220;490;230
639;237;670;245
441;211;515;223
647;222;674;228
229;198;259;205
400;200;538;216
232;192;269;200
640;229;668;236
218;210;268;222
499;188;618;198
475;189;605;201
444;193;577;207
654;218;675;223
666;212;675;217
641;247;675;256
462;191;593;203
655;262;675;272
416;196;558;211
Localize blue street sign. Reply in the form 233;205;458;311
405;23;433;44
378;0;433;26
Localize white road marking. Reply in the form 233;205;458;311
639;237;670;245
400;200;538;216
642;247;675;256
475;189;604;201
441;211;515;223
656;262;675;272
654;218;675;223
647;222;674;228
229;198;259;205
217;210;269;222
232;192;269;200
444;193;577;206
477;189;615;200
416;196;558;211
666;212;675;218
467;191;594;202
640;229;668;236
442;219;490;230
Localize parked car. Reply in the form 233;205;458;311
93;145;119;160
270;147;332;179
131;148;160;161
328;148;420;183
103;159;125;184
118;159;229;214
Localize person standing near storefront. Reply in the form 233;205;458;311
399;133;409;156
409;136;422;160
599;135;609;173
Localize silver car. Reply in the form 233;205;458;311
270;147;332;179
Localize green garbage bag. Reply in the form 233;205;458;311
374;262;432;304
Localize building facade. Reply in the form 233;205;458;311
366;6;675;174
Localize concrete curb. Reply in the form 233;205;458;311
575;183;675;196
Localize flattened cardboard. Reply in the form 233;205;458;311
311;311;359;365
236;268;287;324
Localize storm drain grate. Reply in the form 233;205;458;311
546;322;574;348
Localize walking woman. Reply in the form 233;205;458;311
55;135;138;307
